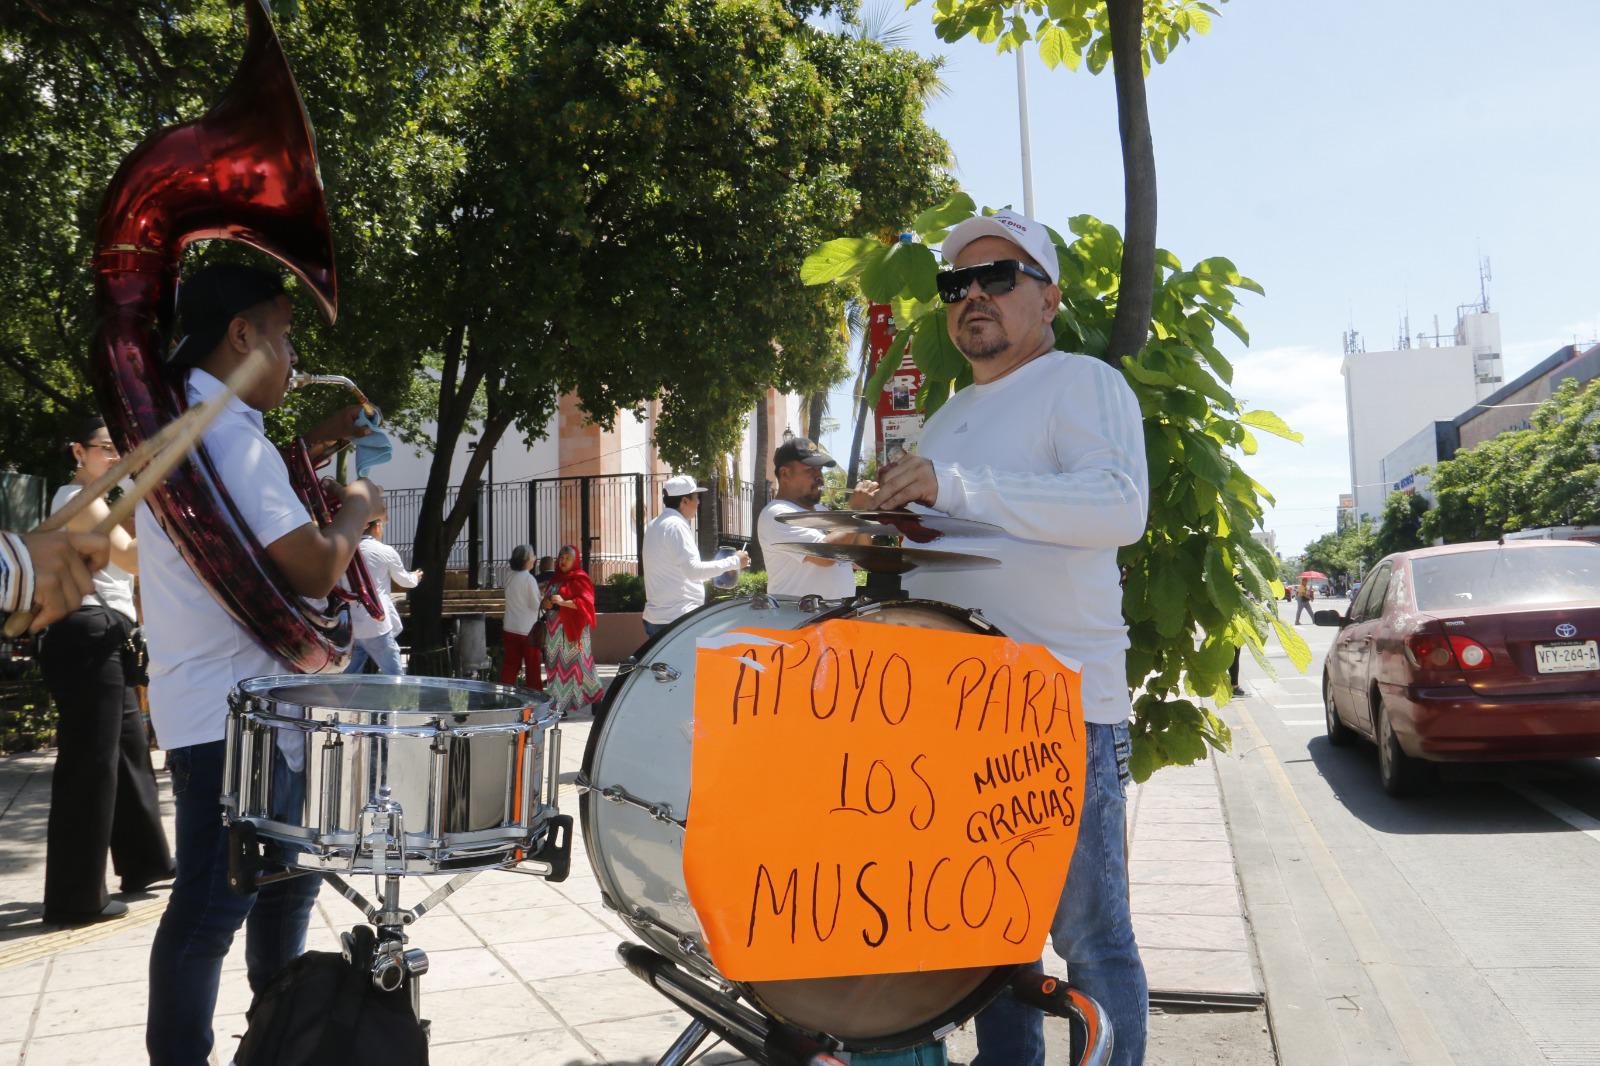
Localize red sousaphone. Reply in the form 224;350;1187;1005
89;0;380;672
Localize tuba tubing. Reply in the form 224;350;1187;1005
286;372;385;622
89;0;359;672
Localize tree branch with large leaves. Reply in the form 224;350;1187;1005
805;197;1304;779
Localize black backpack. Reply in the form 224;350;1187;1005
232;925;429;1066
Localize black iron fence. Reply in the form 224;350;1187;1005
385;472;758;588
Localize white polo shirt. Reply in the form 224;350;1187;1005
139;369;313;751
641;508;741;624
757;499;857;600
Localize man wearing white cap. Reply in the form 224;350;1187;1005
641;474;749;637
876;208;1150;1066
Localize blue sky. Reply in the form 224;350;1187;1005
818;0;1600;555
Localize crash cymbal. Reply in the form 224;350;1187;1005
766;541;1000;575
775;509;1006;543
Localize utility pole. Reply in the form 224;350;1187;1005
1015;7;1035;216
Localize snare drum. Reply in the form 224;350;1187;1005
581;596;1015;1050
224;674;558;875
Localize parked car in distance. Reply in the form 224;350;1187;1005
1315;539;1600;795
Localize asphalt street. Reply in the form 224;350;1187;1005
1221;598;1600;1066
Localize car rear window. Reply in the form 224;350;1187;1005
1412;546;1600;611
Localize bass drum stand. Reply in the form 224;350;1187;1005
625;943;1114;1066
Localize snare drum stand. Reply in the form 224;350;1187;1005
230;800;574;1041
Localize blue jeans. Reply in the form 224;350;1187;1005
642;619;669;638
345;629;404;675
973;722;1146;1066
147;740;321;1066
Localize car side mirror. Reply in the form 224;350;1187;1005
1312;609;1347;627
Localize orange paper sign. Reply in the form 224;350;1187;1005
684;618;1085;982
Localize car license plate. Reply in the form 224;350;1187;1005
1534;640;1600;673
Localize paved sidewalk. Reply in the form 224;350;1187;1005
0;668;1262;1065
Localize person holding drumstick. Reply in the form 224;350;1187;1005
0;530;110;632
141;263;384;1066
39;416;173;926
875;210;1150;1066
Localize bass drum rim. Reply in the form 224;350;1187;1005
579;595;1021;1051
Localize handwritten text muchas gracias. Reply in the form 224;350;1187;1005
684;619;1086;982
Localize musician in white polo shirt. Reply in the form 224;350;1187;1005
141;264;382;1066
755;437;875;599
640;474;749;637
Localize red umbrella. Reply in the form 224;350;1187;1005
1298;570;1328;580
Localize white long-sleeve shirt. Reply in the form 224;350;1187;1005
904;351;1149;725
352;537;419;640
502;568;542;637
642;508;741;624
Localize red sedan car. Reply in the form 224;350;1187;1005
1316;539;1600;795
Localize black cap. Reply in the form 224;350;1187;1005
774;437;836;470
168;263;287;368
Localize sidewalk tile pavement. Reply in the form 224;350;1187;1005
0;666;1261;1063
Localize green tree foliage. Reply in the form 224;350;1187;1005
1301;517;1376;584
913;0;1224;71
1;1;954;654
804;199;1308;781
1421;379;1600;543
0;0;474;472
1373;490;1430;558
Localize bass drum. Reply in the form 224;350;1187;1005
581;595;1016;1050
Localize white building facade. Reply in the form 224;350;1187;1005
1343;311;1502;521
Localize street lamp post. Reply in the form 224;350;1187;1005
1015;5;1035;216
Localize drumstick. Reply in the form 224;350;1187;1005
34;409;207;535
4;351;273;636
36;351;274;534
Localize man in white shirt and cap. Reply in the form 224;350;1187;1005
755;437;875;599
875;208;1151;1066
641;474;748;637
345;507;422;675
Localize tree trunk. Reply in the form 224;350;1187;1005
846;351;871;488
404;324;505;670
806;388;825;442
749;392;770;571
698;465;722;563
1104;0;1158;365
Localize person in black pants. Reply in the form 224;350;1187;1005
39;417;172;925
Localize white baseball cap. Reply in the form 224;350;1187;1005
663;474;708;497
940;208;1060;284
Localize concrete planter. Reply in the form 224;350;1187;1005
592;611;645;663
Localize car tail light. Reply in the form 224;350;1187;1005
1405;633;1457;669
1448;635;1493;669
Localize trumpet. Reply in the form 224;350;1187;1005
288;371;376;418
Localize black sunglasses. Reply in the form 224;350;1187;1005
935;259;1051;304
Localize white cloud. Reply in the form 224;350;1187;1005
1226;344;1353;556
